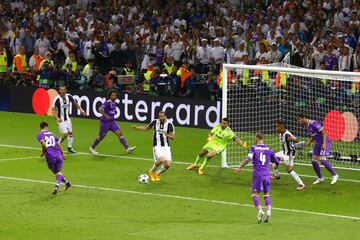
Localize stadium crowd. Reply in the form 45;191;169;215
0;0;359;100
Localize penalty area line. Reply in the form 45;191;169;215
0;156;39;162
0;175;359;221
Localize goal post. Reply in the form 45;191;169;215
221;63;360;170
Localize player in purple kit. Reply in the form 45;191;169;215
298;113;339;184
89;90;136;154
37;122;72;194
234;133;279;224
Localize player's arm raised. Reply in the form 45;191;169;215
132;125;150;131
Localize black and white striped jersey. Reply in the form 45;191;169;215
52;94;77;121
280;130;296;156
148;119;175;147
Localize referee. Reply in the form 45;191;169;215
52;85;85;153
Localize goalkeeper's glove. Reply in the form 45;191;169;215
294;141;306;150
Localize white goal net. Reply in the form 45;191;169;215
221;64;360;170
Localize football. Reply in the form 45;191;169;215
138;174;150;184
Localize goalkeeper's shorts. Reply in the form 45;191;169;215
203;141;225;154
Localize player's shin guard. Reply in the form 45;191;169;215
149;162;161;172
199;157;209;170
68;135;73;148
320;159;336;176
91;138;100;149
119;136;129;149
61;175;68;184
289;170;304;185
156;165;169;175
263;195;271;212
194;155;202;165
55;173;63;185
252;195;262;211
311;160;323;178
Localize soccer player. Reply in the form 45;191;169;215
298;113;339;184
187;117;246;175
132;111;175;181
52;85;85;154
89;89;136;154
234;133;279;224
273;121;305;190
37;122;72;194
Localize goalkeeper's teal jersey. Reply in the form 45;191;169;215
210;124;236;148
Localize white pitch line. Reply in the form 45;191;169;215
1;143;360;183
0;175;359;221
0;156;39;162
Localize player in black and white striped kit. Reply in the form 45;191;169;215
273;121;305;190
132;111;175;182
52;86;85;153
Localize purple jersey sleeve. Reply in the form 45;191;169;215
100;100;109;111
270;150;279;166
246;146;255;161
100;100;116;121
37;132;44;143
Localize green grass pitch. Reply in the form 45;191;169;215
0;111;359;240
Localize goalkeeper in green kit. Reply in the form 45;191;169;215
187;118;247;175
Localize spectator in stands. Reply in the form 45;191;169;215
211;38;224;74
35;32;50;57
0;42;8;85
224;41;235;64
338;46;352;71
352;43;360;70
22;28;35;60
13;47;27;74
196;38;211;74
63;51;77;73
324;44;338;70
254;42;268;64
234;42;247;64
168;66;180;97
29;47;43;74
163;56;174;75
267;42;282;63
155;41;165;66
206;72;218;101
81;59;94;88
312;43;326;69
89;66;104;92
172;34;183;67
184;68;197;98
39;52;54;71
292;43;305;67
150;66;161;96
